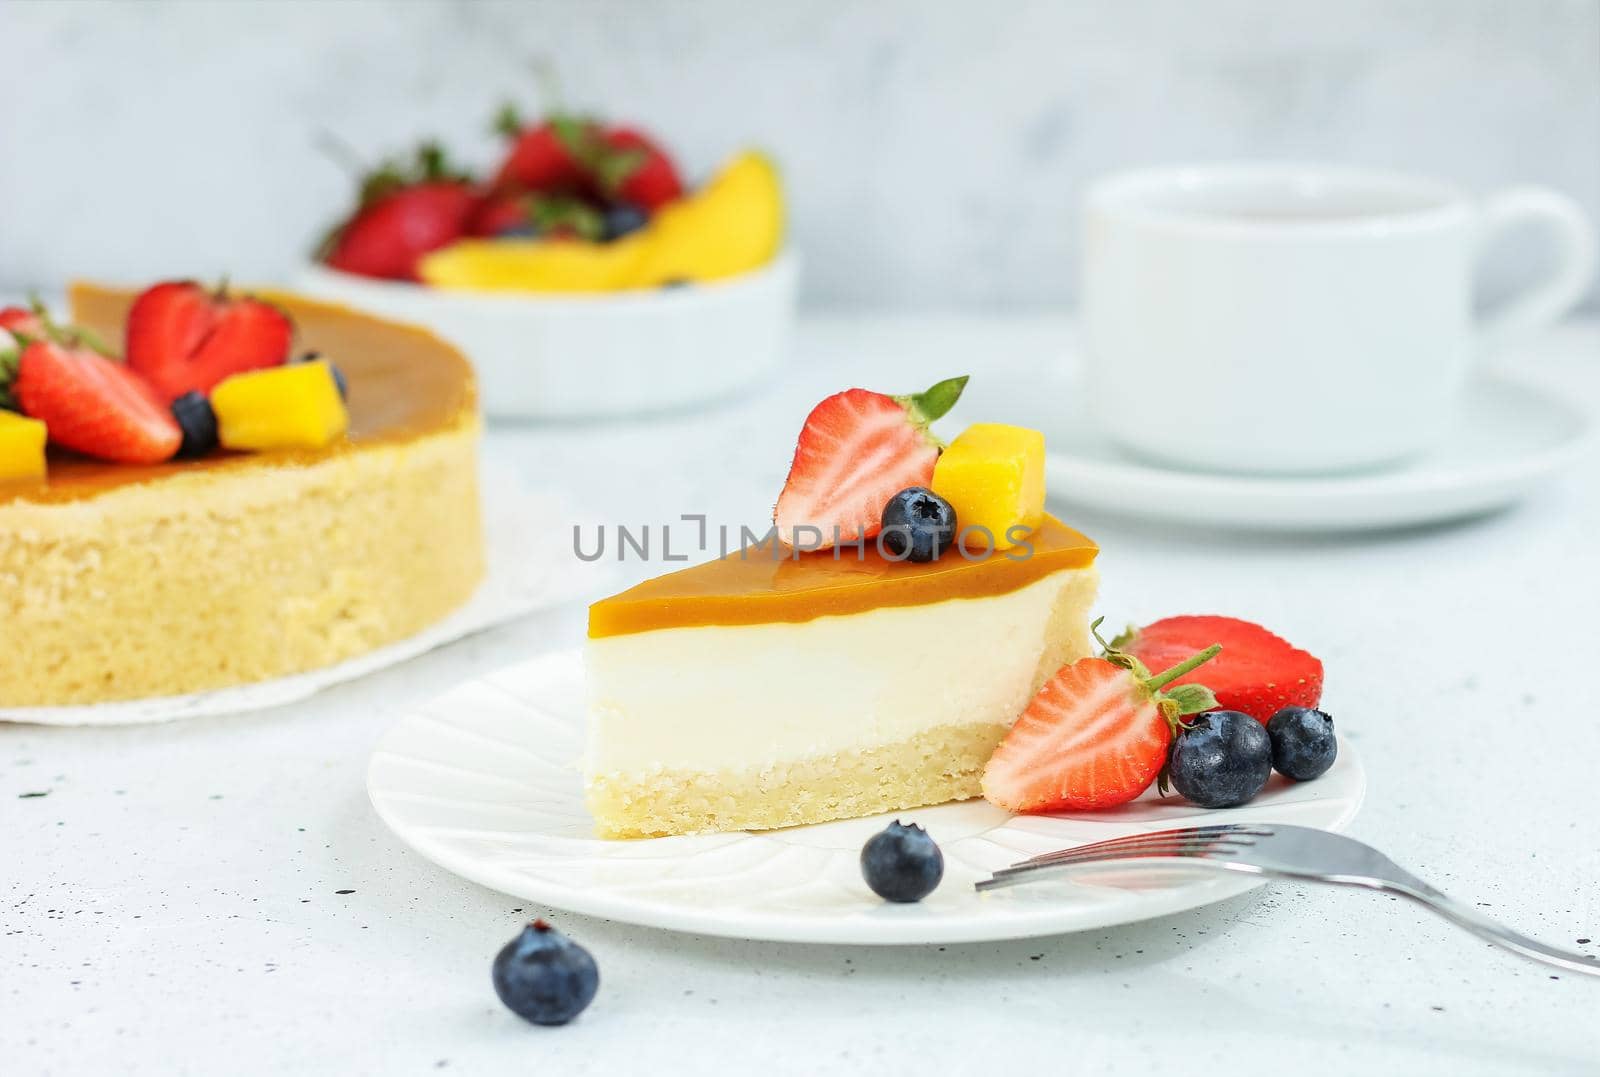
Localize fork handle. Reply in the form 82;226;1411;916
1373;874;1600;978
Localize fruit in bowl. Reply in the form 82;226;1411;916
299;104;797;419
316;108;784;294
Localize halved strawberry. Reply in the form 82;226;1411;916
125;281;294;403
982;626;1222;813
1119;616;1323;724
15;340;180;464
773;376;968;549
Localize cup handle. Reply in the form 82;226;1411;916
1474;187;1597;359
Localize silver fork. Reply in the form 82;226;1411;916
976;823;1600;977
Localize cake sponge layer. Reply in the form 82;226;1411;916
586;563;1098;836
587;722;1009;839
0;423;484;706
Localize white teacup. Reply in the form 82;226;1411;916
1082;164;1596;474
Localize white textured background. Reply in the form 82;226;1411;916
1;0;1597;310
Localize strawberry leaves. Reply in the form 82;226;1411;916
896;376;969;427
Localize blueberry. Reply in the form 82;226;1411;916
860;820;944;902
170;391;218;457
296;350;347;400
602;203;649;242
1267;706;1337;781
879;487;957;563
1168;710;1273;808
491;919;598;1026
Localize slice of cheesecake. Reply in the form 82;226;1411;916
584;517;1099;838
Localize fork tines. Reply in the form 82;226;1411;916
976;823;1274;892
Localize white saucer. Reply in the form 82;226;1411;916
367;650;1365;945
972;373;1593;532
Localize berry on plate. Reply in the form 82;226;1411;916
14;339;181;464
1267;706;1338;781
1167;710;1274;808
880;486;958;562
860;820;944;902
982;622;1223;813
491;919;599;1027
1117;615;1323;724
773;376;968;549
125;281;294;403
321;143;477;281
930;422;1045;551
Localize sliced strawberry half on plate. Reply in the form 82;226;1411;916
773;376;967;550
125;281;293;403
982;624;1222;813
1118;615;1323;724
15;339;181;464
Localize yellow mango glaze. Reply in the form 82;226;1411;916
588;515;1097;638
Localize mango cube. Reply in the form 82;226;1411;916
0;410;48;483
211;361;349;452
931;423;1046;550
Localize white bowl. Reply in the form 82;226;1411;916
295;252;799;420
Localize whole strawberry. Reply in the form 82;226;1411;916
983;621;1222;813
592;126;683;210
321;142;477;281
1118;616;1323;724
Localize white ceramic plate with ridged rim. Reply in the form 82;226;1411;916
965;371;1592;532
367;649;1366;945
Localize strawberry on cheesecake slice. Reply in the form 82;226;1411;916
584;378;1102;838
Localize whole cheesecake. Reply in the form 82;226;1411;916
585;517;1099;838
0;283;484;706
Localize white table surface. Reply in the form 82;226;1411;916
6;316;1600;1076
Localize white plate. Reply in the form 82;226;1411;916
296;254;799;421
367;649;1366;945
972;372;1592;531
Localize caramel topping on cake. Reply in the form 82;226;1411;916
588;515;1097;637
0;282;476;505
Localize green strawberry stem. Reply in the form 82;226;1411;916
897;375;969;427
1143;644;1221;692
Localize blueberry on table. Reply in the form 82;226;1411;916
1267;706;1337;781
861;820;944;902
1168;710;1273;808
170;391;218;457
491;919;599;1026
880;487;958;563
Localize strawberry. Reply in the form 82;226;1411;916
0;306;46;338
125;281;294;403
1118;616;1324;724
593;126;683;210
773;376;968;549
15;339;180;464
320;142;477;281
982;624;1223;813
490;107;590;194
467;189;536;237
